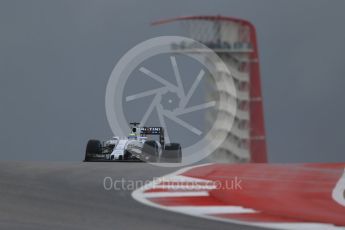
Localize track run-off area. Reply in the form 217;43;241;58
0;161;344;230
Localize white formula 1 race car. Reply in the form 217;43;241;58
84;122;182;163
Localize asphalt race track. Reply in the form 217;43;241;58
0;161;264;230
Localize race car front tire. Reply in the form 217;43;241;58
142;140;159;162
124;150;131;160
85;139;102;161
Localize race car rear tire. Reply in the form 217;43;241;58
142;140;159;162
85;139;102;161
161;143;182;163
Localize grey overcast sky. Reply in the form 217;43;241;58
0;0;344;162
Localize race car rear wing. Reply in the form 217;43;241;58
140;127;165;146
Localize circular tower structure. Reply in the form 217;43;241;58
153;16;267;163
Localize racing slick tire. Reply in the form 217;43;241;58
142;140;159;162
124;150;131;160
161;143;182;163
84;139;102;161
